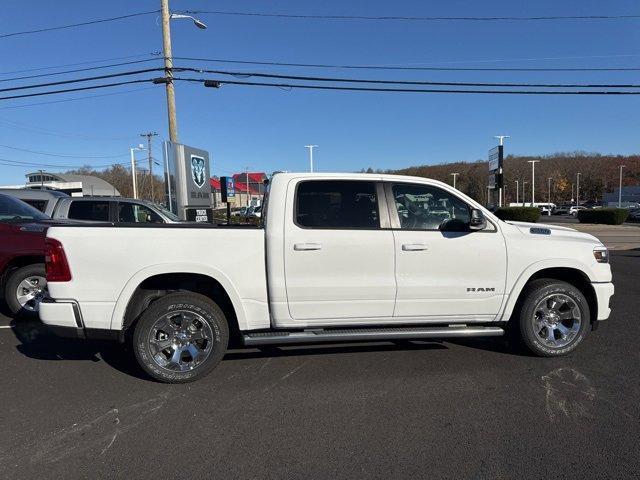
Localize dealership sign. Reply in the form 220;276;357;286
163;141;212;220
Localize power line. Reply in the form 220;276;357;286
185;10;640;22
0;117;139;141
0;86;156;110
0;58;163;84
193;77;640;94
172;56;640;72
0;78;154;101
0;143;129;159
185;67;640;88
0;157;130;169
0;68;162;94
0;52;160;76
0;10;159;39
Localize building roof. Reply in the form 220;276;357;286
26;171;120;196
232;172;267;184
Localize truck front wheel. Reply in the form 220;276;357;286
515;279;590;357
133;292;229;383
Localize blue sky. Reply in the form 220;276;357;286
1;0;639;184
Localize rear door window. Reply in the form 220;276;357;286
67;200;110;221
295;180;380;229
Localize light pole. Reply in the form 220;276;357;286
305;145;318;172
130;144;146;199
160;0;207;143
522;182;527;206
547;177;552;215
618;165;626;207
528;160;539;206
450;172;459;189
576;172;581;207
514;180;519;205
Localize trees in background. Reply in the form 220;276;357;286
372;152;640;204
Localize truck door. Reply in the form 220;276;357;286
284;179;396;322
387;181;507;320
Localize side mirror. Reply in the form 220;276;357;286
469;208;487;231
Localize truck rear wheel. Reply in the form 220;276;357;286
515;279;590;357
133;292;229;383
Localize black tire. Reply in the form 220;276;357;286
4;263;47;318
133;292;229;383
515;279;590;357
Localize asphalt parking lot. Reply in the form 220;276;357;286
1;251;639;480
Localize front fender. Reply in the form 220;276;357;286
499;257;596;322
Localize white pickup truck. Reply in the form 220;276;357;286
40;173;614;383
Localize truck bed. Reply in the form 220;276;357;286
44;224;269;331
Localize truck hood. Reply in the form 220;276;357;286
506;221;603;246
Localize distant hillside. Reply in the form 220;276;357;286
364;152;640;204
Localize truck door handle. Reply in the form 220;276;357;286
294;242;322;251
402;243;428;251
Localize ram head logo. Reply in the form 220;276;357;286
191;156;206;188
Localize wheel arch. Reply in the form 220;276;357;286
112;264;250;335
501;261;598;326
1;255;44;290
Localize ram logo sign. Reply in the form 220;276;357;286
191;155;206;189
467;287;496;292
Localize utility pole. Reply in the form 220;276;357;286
160;0;178;143
130;145;145;199
305;145;318;172
140;132;158;201
618;165;626;207
576;172;581;207
450;172;459;189
522;182;527;207
528;160;539;205
38;169;44;189
514;180;519;205
547;177;552;215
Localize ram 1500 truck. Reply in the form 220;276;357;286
40;173;614;383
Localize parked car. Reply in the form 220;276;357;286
627;208;640;222
0;188;68;216
0;194;52;316
41;172;614;383
230;207;249;217
250;206;262;218
553;204;570;215
569;206;588;217
51;197;181;224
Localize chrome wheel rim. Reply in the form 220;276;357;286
16;275;47;312
533;293;582;348
148;310;213;372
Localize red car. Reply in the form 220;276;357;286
0;193;50;317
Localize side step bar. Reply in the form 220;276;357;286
243;326;504;346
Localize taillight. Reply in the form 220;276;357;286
45;238;72;282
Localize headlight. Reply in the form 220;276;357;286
593;246;609;264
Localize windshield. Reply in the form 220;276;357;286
0;194;49;223
154;204;181;222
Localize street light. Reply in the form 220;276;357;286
514;180;519;205
169;13;208;29
618;165;626;207
576;172;581;207
547;177;552;215
305;145;318;172
130;144;146;199
522;182;527;207
450;172;459;189
528;160;539;206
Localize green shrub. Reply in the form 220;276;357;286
577;208;629;225
494;207;541;223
